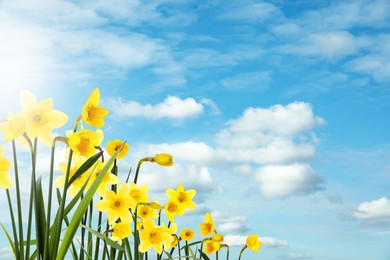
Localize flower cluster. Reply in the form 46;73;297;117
0;88;262;260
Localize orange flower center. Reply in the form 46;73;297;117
177;192;188;203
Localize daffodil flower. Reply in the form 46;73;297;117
0;112;25;141
107;140;129;160
82;88;109;128
166;184;196;211
245;234;262;252
139;219;174;254
0;146;12;189
110;221;132;245
199;212;215;236
96;183;133;224
203;239;220;254
164;200;185;222
153;153;173;166
129;182;149;210
68;129;103;157
180;228;195;241
20;90;68;146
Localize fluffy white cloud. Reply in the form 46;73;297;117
224;235;288;248
255;164;324;198
107;96;204;120
219;102;324;137
141;102;324;198
212;212;247;232
354;197;390;221
280;31;366;60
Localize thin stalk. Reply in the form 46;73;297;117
24;137;34;259
43;141;57;260
51;116;80;259
134;205;139;260
134;157;152;184
237;246;246;260
11;140;24;259
185;241;189;260
94;200;104;260
5;189;20;259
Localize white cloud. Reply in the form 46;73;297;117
0;0;185;95
212;212;247;232
218;2;281;23
354;197;390;221
271;23;300;36
220;71;272;91
347;54;390;82
280;31;366;60
303;0;390;30
224;235;288;248
107;96;204;120
218;102;325;137
140;102;324;198
255;164;324;198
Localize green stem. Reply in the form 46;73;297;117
133;157;153;184
43;141;57;260
24;137;34;259
237;246;246;260
5;189;20;259
51;117;80;259
11;140;24;259
94;199;104;260
185;241;189;260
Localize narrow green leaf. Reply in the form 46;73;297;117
35;177;47;258
198;249;210;260
68;151;103;187
0;222;16;258
56;148;121;260
80;224;124;251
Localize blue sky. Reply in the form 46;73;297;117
0;0;390;259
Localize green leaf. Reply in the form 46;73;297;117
198;249;210;260
35;177;47;257
80;225;124;251
67;151;103;187
0;222;16;258
56;148;122;260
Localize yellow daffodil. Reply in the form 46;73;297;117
0;113;25;141
166;184;196;211
129;182;149;210
180;228;195;241
82;88;109;128
153;153;173;166
110;221;132;245
246;234;262;252
86;160;119;197
199;212;215;236
139;219;174;254
203;239;220;254
107;140;129;160
20;90;68;146
138;205;158;220
68;129;103;157
212;233;224;242
96;183;133;224
164;200;184;222
0;146;12;189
